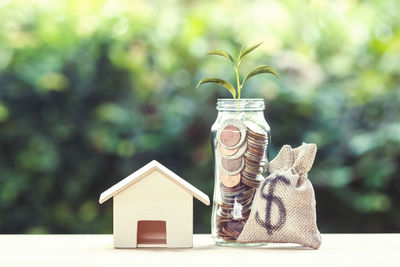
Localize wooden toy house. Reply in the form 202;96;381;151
99;160;210;248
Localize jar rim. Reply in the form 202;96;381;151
216;98;265;111
217;98;264;100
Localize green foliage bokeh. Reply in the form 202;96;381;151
0;0;399;234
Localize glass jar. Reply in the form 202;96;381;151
211;98;271;246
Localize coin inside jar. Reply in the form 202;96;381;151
221;157;244;173
220;173;241;188
218;145;239;156
220;125;241;147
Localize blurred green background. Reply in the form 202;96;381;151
0;0;399;234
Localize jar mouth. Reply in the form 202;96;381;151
216;98;265;111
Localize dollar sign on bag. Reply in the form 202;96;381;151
255;175;290;235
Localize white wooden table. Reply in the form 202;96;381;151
1;234;399;267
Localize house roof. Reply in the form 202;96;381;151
99;160;210;205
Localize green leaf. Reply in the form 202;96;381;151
196;78;236;98
206;49;235;65
242;65;279;85
238;42;263;62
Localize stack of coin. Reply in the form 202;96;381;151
242;123;268;189
214;118;269;241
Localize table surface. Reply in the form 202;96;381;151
1;234;399;267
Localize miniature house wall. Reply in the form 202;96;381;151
99;160;210;248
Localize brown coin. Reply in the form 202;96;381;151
218;145;239;156
219;207;231;217
220;184;246;196
247;146;264;156
241;174;261;188
247;138;267;147
220;201;234;209
220;125;241;147
236;194;255;206
245;158;260;168
221;157;243;172
220;182;245;192
244;164;260;174
246;124;267;139
247;132;266;141
225;221;244;237
244;151;263;161
220;173;241;188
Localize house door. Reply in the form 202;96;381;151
137;220;167;246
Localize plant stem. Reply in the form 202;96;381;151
235;63;241;99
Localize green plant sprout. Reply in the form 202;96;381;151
196;42;279;99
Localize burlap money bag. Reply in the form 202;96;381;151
237;143;321;249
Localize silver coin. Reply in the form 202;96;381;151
220;156;245;175
217;142;247;160
243;119;268;137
